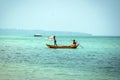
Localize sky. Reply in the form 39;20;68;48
0;0;120;36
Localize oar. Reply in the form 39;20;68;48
79;44;84;48
76;41;84;48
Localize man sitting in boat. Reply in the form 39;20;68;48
71;40;77;46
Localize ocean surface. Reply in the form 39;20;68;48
0;35;120;80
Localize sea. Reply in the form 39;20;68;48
0;35;120;80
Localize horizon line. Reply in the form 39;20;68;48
1;28;120;36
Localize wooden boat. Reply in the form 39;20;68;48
46;44;79;49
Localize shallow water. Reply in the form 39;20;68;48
0;36;120;80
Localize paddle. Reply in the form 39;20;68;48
79;44;84;48
76;42;84;48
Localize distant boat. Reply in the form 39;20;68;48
34;34;42;37
46;44;79;49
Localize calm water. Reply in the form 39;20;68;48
0;35;120;80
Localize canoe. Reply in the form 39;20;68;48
46;44;79;49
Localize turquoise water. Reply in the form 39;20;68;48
0;35;120;80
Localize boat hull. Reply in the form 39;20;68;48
46;44;79;49
34;34;42;37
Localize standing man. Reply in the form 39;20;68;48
53;35;57;46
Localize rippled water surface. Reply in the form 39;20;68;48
0;36;120;80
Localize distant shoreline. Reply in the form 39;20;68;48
0;29;92;36
0;28;120;37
